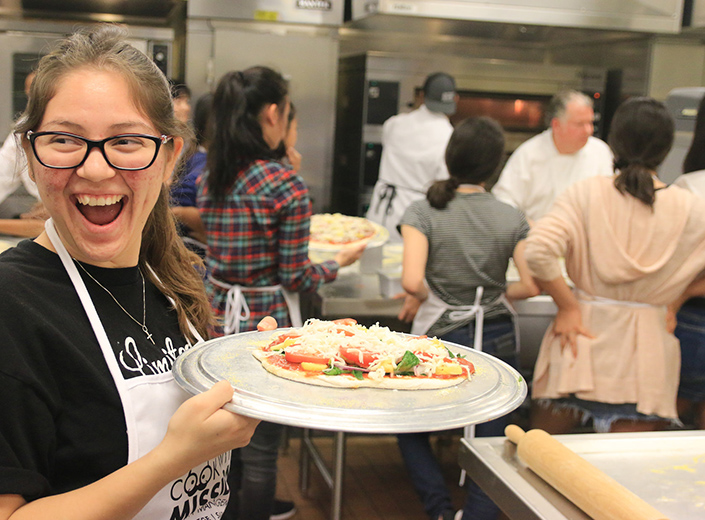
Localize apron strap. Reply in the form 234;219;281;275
447;287;484;352
45;218;140;462
375;183;397;217
575;288;659;309
209;276;302;334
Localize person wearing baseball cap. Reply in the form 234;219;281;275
423;72;457;114
365;72;457;242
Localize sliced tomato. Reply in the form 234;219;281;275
456;357;476;374
339;345;380;368
284;350;330;365
333;318;357;336
333;318;357;326
440;356;475;375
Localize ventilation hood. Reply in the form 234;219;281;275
349;0;685;35
0;0;179;24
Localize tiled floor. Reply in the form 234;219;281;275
274;430;467;520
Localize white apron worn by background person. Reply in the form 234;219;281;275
208;276;303;335
364;105;453;243
411;283;519;483
46;219;231;520
366;182;427;243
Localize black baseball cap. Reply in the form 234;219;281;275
423;72;457;115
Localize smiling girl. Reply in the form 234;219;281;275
0;24;260;520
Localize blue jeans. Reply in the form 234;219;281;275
397;318;516;520
223;421;284;520
675;304;705;401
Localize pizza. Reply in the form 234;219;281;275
309;213;380;251
251;318;475;389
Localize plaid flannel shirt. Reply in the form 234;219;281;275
197;159;338;333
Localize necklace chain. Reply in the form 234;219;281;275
74;261;155;344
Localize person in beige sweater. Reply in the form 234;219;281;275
524;97;705;434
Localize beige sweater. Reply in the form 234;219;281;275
525;176;705;419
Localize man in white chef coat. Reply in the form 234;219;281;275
365;72;456;242
492;89;613;223
0;71;39;218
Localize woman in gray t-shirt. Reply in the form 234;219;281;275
397;117;538;520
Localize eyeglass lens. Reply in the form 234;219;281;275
33;133;159;170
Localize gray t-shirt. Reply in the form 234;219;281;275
400;192;529;337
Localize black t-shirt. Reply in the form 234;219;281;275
0;240;190;500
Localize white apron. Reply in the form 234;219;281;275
208;275;302;335
366;182;426;243
46;219;231;520
411;283;519;468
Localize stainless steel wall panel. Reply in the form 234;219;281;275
188;0;343;26
352;0;684;34
185;20;339;211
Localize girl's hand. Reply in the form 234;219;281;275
156;381;259;479
553;307;594;357
334;242;366;267
397;293;422;323
286;147;302;171
257;316;278;331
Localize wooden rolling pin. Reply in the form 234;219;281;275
505;425;669;520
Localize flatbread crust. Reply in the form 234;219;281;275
251;319;473;390
252;350;465;389
309;213;382;251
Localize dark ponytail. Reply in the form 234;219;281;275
608;97;673;207
428;117;505;209
612;159;656;207
207;66;288;201
427;177;460;209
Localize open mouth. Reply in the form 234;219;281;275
75;194;125;226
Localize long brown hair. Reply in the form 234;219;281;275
427;117;505;209
207;66;289;201
15;24;213;342
608;97;674;208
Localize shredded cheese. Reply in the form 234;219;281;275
268;319;472;379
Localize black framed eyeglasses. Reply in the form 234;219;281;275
26;130;173;171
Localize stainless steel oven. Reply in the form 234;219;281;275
331;52;608;216
0;19;174;217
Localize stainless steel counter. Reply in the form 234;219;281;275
459;430;705;520
313;268;404;318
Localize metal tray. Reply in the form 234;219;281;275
459;430;705;520
173;329;527;433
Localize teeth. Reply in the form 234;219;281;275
76;194;123;206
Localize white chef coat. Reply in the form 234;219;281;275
365;104;453;242
492;130;613;222
0;131;39;204
672;169;705;199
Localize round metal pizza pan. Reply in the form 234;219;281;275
173;329;527;434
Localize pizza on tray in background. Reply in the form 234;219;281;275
252;318;475;389
309;213;384;251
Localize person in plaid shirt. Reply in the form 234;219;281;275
197;66;364;520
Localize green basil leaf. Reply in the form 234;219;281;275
396;350;420;373
352;370;364;380
323;366;344;376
